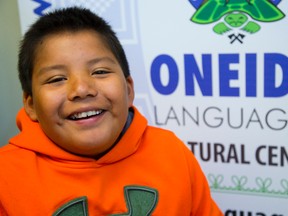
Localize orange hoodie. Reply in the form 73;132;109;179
0;107;223;216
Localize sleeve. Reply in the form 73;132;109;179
183;146;224;216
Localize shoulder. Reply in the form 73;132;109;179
0;144;36;172
142;125;195;161
142;125;201;170
144;125;179;140
0;144;20;158
143;125;186;149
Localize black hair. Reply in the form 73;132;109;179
18;7;130;95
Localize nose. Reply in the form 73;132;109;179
67;75;97;101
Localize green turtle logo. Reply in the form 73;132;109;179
190;0;285;43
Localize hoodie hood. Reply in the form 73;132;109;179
9;106;147;164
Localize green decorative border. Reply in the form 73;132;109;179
208;174;288;199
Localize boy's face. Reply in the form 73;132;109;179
24;30;134;157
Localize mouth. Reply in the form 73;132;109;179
68;110;104;120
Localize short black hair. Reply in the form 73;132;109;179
18;7;130;95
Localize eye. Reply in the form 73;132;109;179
92;69;110;76
46;76;67;84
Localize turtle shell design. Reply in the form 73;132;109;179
191;0;285;24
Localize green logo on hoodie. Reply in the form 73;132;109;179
53;186;158;216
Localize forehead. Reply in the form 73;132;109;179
37;29;109;50
33;30;114;63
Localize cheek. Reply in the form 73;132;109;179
34;91;64;118
104;80;128;100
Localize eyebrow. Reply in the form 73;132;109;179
87;57;118;67
38;57;118;74
38;65;66;74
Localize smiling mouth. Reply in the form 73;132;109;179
69;110;104;120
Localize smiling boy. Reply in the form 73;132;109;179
25;30;134;158
0;7;223;215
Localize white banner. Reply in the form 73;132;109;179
18;0;288;215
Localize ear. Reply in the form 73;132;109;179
126;76;135;107
23;92;38;121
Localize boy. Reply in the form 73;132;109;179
0;7;223;215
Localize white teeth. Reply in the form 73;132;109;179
70;110;102;120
